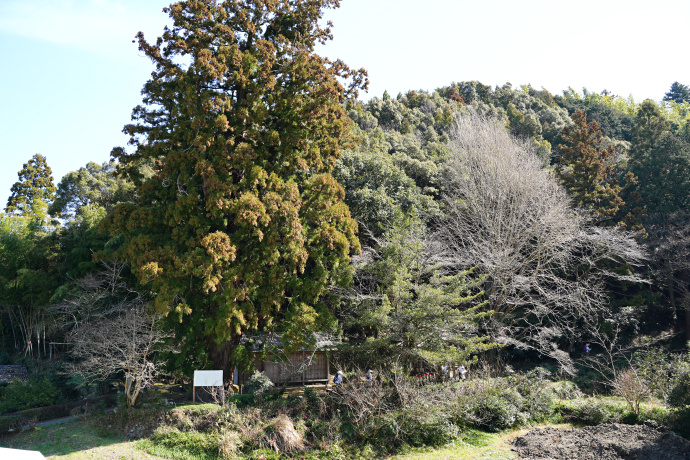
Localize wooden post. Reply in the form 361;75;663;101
193;385;196;403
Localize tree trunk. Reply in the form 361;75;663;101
209;339;238;384
685;302;690;343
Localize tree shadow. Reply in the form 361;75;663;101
1;418;132;458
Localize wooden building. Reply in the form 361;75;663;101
235;333;334;386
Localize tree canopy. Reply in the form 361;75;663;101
103;0;367;377
663;82;690;104
5;154;56;224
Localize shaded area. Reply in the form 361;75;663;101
1;419;126;458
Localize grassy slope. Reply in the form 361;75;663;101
0;420;166;460
0;418;575;460
390;424;574;460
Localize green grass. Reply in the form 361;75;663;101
0;412;578;460
389;424;574;460
138;438;214;460
0;419;166;459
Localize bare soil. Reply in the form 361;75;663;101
511;423;690;459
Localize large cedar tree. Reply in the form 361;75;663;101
104;0;367;377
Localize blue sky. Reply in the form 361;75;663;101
1;0;689;204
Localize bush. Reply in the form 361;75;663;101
227;393;254;408
556;397;625;425
459;386;526;431
548;380;583;400
0;378;61;414
149;425;221;459
636;405;670;428
667;372;690;408
403;415;460;447
526;366;553;381
245;371;274;396
613;368;649;415
98;404;166;439
166;404;224;433
633;348;690;401
453;376;556;432
0;415;25;436
669;407;690;440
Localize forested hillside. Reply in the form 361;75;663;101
3;2;690;457
2;80;690;373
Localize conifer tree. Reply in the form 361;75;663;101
104;0;367;378
556;110;639;228
663;82;690;104
6;154;57;223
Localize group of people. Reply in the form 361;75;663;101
442;364;468;380
333;344;594;387
332;365;469;387
332;369;373;386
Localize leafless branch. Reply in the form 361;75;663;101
435;111;647;372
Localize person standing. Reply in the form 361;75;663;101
459;365;467;380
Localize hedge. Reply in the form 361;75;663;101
0;395;115;436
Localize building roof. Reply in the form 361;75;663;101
240;332;339;353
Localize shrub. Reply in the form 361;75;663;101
526;366;553;381
667;371;690;408
459;386;526;431
0;415;24;436
245;371;274;396
218;429;243;458
306;417;342;449
167;404;224;433
403;415;460;447
227;393;255;408
452;376;556;432
511;375;556;422
556;397;624;425
613;368;649;416
150;425;220;459
669;407;690;440
0;378;60;414
633;348;690;401
548;380;583;400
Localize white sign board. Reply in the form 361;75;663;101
193;370;223;387
0;448;47;459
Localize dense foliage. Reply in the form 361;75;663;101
103;0;367;377
2;6;690;446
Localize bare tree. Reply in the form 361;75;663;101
56;261;172;406
51;261;138;333
65;301;171;406
435;112;646;371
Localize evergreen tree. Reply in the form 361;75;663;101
104;0;367;378
556;110;639;228
629;101;690;215
663;82;690;104
630;100;671;167
49;161;139;222
6;154;57;224
343;211;493;368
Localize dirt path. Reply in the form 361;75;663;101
511;423;690;459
